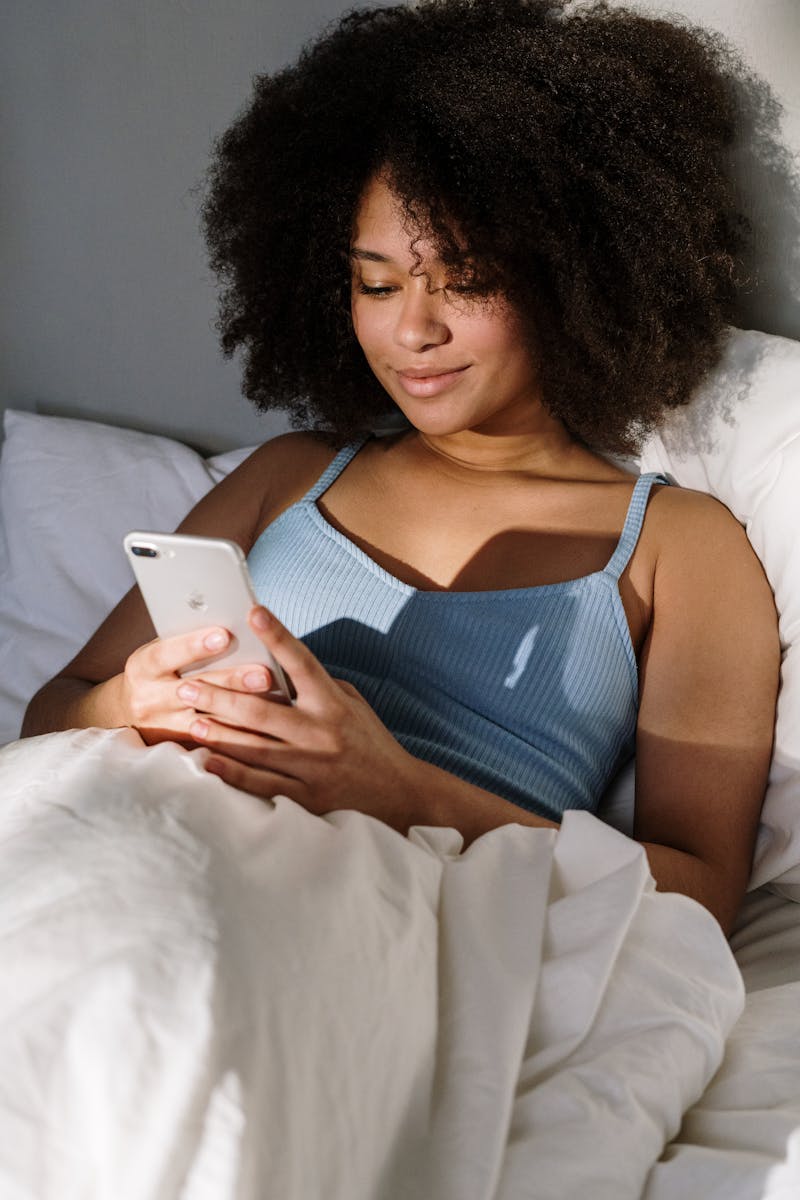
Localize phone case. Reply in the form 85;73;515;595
123;532;293;700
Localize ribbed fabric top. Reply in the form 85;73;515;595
248;437;666;821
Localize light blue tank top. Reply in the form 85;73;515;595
248;437;666;821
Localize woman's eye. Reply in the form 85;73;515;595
445;273;487;295
357;283;396;297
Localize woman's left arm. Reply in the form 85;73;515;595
627;488;780;934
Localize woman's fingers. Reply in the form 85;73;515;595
131;627;232;678
248;607;327;701
187;663;274;693
123;626;281;739
132;629;278;695
128;606;329;747
192;718;295;766
175;676;306;741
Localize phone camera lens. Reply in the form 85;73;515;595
131;545;158;558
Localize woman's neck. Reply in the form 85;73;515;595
413;426;591;480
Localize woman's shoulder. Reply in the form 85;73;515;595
646;482;746;547
244;430;353;536
645;482;768;597
175;431;344;552
245;429;341;477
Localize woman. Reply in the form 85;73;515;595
23;0;780;934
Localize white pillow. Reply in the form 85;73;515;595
0;410;252;747
638;328;800;898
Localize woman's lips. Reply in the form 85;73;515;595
395;366;470;397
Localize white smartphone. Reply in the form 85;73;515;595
123;531;294;702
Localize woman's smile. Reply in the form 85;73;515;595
395;365;471;397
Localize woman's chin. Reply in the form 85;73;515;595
387;395;476;438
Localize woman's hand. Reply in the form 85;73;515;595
121;627;279;747
183;606;421;831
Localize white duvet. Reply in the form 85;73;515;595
0;729;745;1200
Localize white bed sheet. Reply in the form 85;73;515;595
732;888;800;994
644;890;800;1200
0;728;748;1200
1;728;799;1199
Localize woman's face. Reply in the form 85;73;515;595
349;175;544;439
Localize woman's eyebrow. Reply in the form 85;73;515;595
349;247;395;263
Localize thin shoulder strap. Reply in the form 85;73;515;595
604;472;670;581
302;434;372;503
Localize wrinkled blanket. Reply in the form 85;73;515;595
0;729;744;1200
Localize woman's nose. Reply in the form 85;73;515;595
393;286;451;352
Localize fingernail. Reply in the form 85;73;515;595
204;630;228;650
251;608;270;631
191;719;209;738
243;670;268;690
178;683;199;702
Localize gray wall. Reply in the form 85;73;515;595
1;0;384;453
2;0;799;453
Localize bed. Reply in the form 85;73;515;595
1;325;799;1199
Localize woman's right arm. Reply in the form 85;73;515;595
21;432;333;739
21;585;157;737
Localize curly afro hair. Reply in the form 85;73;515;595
202;0;752;453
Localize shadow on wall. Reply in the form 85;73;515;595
730;65;800;341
